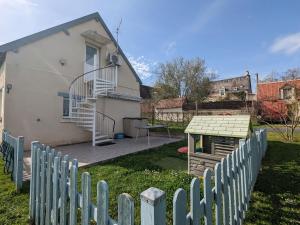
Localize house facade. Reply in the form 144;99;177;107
207;71;253;102
0;12;142;149
257;79;300;120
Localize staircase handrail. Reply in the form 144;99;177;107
69;65;115;91
96;111;116;134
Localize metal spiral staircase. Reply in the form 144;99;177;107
69;66;117;146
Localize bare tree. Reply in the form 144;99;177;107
153;57;215;102
282;67;300;80
258;99;300;142
262;70;280;82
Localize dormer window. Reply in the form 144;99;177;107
280;86;294;100
219;87;226;96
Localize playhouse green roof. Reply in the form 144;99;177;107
184;115;251;138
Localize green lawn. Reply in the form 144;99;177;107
244;132;300;225
0;160;30;225
0;132;299;224
79;140;192;224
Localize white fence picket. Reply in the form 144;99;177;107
214;163;222;225
173;188;187;225
28;128;267;225
221;158;229;225
70;163;78;225
190;178;201;225
204;169;213;225
2;131;24;192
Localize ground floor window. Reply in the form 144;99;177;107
63;96;69;117
58;92;70;117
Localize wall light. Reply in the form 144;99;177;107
6;84;12;94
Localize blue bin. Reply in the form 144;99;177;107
114;133;125;139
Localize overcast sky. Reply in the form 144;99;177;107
1;0;300;87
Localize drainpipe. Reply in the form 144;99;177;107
93;69;96;98
115;66;118;91
92;103;96;146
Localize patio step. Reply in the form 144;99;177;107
76;121;93;125
78;124;93;129
95;138;113;145
72;107;94;111
95;135;109;140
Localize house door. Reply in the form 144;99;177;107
84;44;99;81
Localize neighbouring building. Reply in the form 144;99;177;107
257;78;300;121
142;71;256;121
0;12;142;149
207;71;254;102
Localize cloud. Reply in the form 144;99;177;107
0;0;38;14
270;32;300;55
164;41;176;55
185;0;227;35
128;55;157;81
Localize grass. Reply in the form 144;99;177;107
79;140;193;224
244;132;300;225
0;132;299;224
0;159;30;225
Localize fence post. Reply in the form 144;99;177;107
140;187;166;225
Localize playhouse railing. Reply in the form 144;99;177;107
0;130;24;192
29;128;267;225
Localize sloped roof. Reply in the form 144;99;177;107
257;79;300;101
140;85;153;99
184;115;251;138
0;12;142;84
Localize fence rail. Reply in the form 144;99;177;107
143;111;254;127
29;129;267;225
0;130;24;192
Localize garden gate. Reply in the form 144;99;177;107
1;130;24;192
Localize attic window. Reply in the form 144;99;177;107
281;87;294;100
219;88;226;96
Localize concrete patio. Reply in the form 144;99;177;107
23;135;182;179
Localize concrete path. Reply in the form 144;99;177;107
23;136;183;179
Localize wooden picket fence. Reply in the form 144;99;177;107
29;128;267;225
1;130;24;192
173;128;267;225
